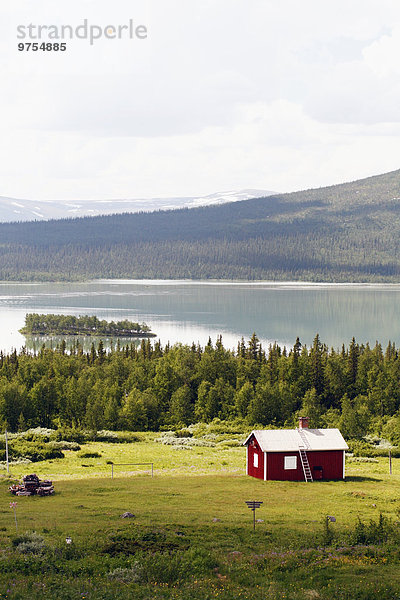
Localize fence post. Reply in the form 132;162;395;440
5;430;9;475
151;463;153;478
111;463;114;479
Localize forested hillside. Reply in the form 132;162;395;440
1;169;400;281
1;334;400;445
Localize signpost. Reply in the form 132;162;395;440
245;500;263;531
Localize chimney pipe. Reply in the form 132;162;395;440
299;416;309;429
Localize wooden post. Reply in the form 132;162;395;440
151;463;153;478
10;502;17;532
5;430;9;475
111;463;114;479
389;450;392;475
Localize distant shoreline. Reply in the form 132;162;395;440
3;278;400;288
20;330;157;338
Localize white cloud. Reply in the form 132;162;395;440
363;25;400;77
2;100;400;200
1;0;400;200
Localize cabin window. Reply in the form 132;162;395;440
284;456;297;470
253;453;259;468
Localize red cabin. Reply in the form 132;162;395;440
243;418;348;482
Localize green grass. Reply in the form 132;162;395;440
0;441;400;599
1;435;244;480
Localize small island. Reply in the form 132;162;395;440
19;313;156;338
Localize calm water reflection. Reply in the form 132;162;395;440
0;280;399;353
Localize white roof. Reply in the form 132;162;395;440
244;428;348;452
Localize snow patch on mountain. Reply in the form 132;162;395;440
0;189;276;223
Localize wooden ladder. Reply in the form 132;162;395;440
298;428;313;482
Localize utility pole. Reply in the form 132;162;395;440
5;430;9;475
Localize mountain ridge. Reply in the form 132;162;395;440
0;168;399;282
0;189;275;223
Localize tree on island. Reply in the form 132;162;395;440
19;313;155;338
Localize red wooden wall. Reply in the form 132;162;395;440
246;435;264;480
266;450;344;481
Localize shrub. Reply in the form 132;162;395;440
21;429;53;443
191;418;248;436
349;514;398;545
50;428;85;444
0;458;32;467
347;439;400;458
382;414;400;446
155;430;176;438
347;440;375;457
217;438;243;447
155;436;215;447
0;428;55;443
89;430;118;442
48;441;81;451
115;432;143;443
84;430;142;443
50;428;142;444
78;451;102;458
175;428;193;438
101;528;187;556
8;440;64;462
107;563;143;583
12;531;46;555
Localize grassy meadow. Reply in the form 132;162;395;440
0;435;400;599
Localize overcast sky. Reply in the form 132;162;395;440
1;0;400;201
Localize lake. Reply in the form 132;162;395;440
0;279;399;353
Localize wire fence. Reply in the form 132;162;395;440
110;462;154;479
